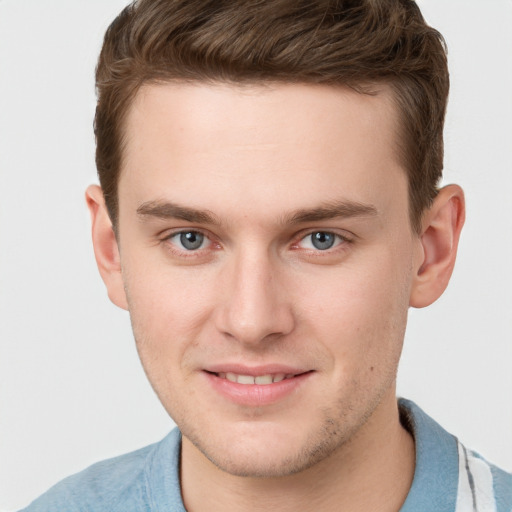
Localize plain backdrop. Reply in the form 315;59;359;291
1;1;511;510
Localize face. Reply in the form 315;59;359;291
114;82;422;477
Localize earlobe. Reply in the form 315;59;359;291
85;185;128;310
409;184;465;308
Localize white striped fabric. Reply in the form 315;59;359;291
456;441;498;512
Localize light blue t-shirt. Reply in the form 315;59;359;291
20;399;512;511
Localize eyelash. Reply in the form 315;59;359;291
161;229;353;259
293;231;350;252
162;229;218;259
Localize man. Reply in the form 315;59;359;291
21;0;512;511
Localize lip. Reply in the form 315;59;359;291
205;363;310;376
203;364;313;407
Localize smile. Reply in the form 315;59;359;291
216;372;296;385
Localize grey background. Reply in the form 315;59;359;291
1;0;511;510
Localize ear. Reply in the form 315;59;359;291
409;184;465;308
85;185;128;310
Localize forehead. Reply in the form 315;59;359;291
120;82;406;224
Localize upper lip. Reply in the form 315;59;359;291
204;364;311;376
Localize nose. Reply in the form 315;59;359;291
214;248;295;346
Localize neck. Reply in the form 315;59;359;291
180;392;415;512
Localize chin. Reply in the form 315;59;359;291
182;414;352;479
195;441;330;478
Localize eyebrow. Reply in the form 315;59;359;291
136;198;378;225
284;200;378;224
137;201;220;224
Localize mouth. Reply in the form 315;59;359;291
211;372;303;385
203;368;313;406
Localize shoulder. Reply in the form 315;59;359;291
19;428;182;512
399;398;512;512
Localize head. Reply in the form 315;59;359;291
87;0;464;480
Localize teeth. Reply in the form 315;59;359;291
219;372;292;385
238;374;256;385
255;375;273;385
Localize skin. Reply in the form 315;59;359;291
87;82;464;511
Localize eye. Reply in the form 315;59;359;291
168;231;209;251
298;231;344;251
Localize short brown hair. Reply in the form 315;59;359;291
95;0;448;233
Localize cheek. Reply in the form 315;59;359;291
122;262;213;363
300;253;411;371
123;271;207;417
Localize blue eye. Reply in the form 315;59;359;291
299;231;342;251
170;231;207;250
310;232;336;250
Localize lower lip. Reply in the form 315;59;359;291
204;371;312;407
